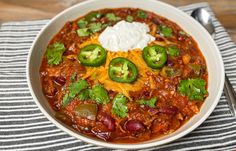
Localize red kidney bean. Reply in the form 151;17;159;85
177;34;186;41
45;88;58;98
159;106;178;115
151;17;161;25
125;120;145;133
142;105;159;115
63;50;75;56
100;17;108;24
91;130;111;141
54;76;66;86
155;37;165;42
107;90;117;100
141;90;150;98
167;59;174;66
100;113;116;131
148;107;159;115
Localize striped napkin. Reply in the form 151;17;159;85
1;2;236;151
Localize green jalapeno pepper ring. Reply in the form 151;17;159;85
78;44;107;67
108;57;138;83
142;45;167;69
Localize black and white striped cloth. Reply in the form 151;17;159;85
0;2;236;151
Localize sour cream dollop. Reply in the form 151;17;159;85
98;20;155;52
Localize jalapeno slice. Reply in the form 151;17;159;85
78;44;107;67
108;57;138;83
142;45;167;69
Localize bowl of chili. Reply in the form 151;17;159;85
27;0;225;149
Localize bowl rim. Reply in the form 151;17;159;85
26;0;225;149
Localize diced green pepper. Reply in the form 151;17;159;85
74;104;98;120
160;67;181;77
159;25;173;37
88;23;102;33
188;64;203;76
85;12;102;22
137;10;147;19
77;28;90;37
106;13;121;21
126;15;134;22
77;18;88;28
167;46;180;57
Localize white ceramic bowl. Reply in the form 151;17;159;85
27;0;225;149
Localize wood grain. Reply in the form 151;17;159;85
0;0;236;42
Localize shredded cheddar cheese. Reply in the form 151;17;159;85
80;34;163;99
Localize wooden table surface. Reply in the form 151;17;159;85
0;0;236;42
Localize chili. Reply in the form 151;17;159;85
40;8;208;143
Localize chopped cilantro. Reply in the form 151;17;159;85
137;10;147;19
126;15;134;22
46;42;66;65
62;94;69;106
106;13;121;21
167;46;180;57
88;23;102;33
178;78;208;101
89;85;110;104
77;18;88;28
70;72;77;82
112;93;128;118
138;97;157;108
62;79;89;106
78;89;90;101
69;79;88;97
77;28;90;37
159;25;173;37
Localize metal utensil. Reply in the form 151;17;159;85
191;8;236;117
